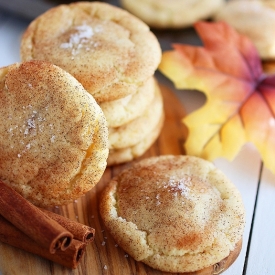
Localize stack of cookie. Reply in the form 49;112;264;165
20;1;163;166
101;77;164;165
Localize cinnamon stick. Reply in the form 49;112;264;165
41;209;95;244
0;215;86;269
0;180;73;254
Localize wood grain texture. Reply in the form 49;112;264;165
0;85;239;275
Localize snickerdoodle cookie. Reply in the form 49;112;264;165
107;111;164;166
100;76;155;128
108;81;163;150
120;0;225;29
0;60;108;207
20;1;162;103
100;155;245;273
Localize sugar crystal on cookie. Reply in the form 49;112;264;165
60;23;103;56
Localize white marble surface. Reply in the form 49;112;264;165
0;8;274;275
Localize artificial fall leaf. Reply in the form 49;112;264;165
159;21;275;174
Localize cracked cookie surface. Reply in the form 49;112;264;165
20;1;161;103
100;155;245;273
0;60;108;207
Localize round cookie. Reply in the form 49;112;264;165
100;155;245;273
108;81;163;149
120;0;225;29
100;76;155;128
20;1;162;103
0;60;108;207
214;0;275;60
107;110;164;166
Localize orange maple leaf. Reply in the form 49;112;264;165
159;21;275;173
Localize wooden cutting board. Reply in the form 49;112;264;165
0;85;239;275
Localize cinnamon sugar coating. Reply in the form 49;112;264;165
20;1;162;103
100;155;245;273
0;60;108;207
